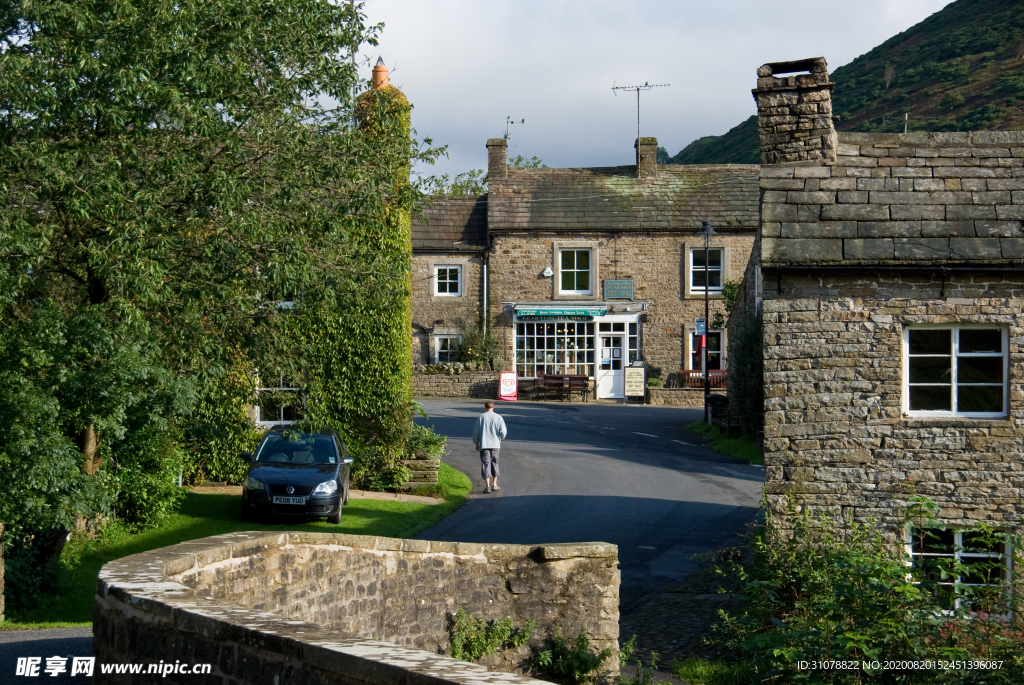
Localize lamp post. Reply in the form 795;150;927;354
697;220;717;424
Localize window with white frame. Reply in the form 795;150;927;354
907;526;1013;612
559;249;592;295
904;326;1006;416
435;335;460;364
434;265;462;296
516;321;595;378
689;330;724;371
256;373;302;427
690;247;723;294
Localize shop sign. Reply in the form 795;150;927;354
515;307;607;320
604;279;634;300
624;367;646;397
498;371;518;401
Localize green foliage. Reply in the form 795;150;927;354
618;635;636;667
419;155;546;196
508;155;548;169
646;378;664;387
711;280;742;330
533;628;614;685
708;501;1024;683
454;320;501;366
447;606;536;662
671;658;748;685
0;0;439;605
407;424;447;460
686;421;763;465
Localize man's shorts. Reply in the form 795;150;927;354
479;449;500;478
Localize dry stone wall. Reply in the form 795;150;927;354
93;531;619;685
413;371;499;398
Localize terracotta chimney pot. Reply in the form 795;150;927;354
371;57;389;90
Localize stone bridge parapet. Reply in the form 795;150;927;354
93;531;619;684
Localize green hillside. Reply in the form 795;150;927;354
668;0;1024;165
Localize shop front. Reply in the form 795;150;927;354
513;305;640;399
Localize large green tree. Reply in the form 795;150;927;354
0;0;431;603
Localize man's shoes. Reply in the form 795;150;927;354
492;485;500;491
483;487;490;493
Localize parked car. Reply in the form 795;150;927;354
240;427;352;524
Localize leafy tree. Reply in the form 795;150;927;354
0;0;436;602
419;155;546;196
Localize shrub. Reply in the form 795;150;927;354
533;628;614;684
447;606;535;662
646;378;664;388
708;499;1024;683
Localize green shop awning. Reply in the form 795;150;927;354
515;306;607;320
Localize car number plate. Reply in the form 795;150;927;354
272;496;307;505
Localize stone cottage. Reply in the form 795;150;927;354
729;57;1024;588
412;138;760;400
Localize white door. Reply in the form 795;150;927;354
596;333;625;398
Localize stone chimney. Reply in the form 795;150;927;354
751;57;835;165
371;57;389;90
487;138;508;181
635;137;658;178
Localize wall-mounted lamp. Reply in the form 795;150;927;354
541;267;553;277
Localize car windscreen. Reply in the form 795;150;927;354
254;433;338;464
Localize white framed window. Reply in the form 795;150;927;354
256;373;302;427
515;321;595;378
690;247;723;294
907;526;1013;612
435;335;461;364
434;265;462;296
688;330;724;371
559;249;592;295
903;326;1007;417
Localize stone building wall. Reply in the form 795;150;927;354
413;371;499;398
94;531;620;684
487;232;754;377
411;253;486;365
752;81;1024;535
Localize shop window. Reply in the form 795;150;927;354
435;335;460;363
515;321;595;378
434;265;462;296
689;330;724;371
559;249;592;295
690;247;723;294
907;526;1013;612
905;326;1006;417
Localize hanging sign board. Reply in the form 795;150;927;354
603;280;634;300
498;371;518;401
695;318;706;336
624;367;646;397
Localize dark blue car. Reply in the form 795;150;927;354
240;428;353;524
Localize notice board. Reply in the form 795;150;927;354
624;367;646;397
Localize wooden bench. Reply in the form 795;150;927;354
535;373;589;401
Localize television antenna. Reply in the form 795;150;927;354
612;81;670;172
504;116;526;140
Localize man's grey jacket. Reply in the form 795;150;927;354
472;411;507;450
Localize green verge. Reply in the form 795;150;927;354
686;421;763;466
3;462;471;629
671;657;748;685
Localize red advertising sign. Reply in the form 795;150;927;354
498;371;518;401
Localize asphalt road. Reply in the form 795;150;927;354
414;398;763;610
0;398;762;679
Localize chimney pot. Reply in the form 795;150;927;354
371;58;389;90
635;137;658;179
486;138;508;182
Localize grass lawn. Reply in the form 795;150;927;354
1;462;471;629
687;420;763;465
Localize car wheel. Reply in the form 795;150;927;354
327;506;342;524
241;506;253;523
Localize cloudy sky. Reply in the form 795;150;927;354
359;1;953;178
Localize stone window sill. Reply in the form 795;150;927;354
902;416;1013;428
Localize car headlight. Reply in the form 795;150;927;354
244;476;265;491
312;480;338;496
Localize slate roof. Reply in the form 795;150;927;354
411;196;488;252
487;164;761;232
